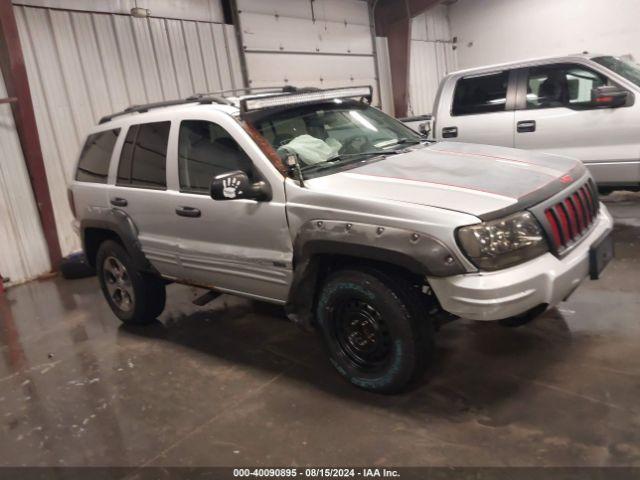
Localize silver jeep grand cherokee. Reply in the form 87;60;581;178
70;86;614;392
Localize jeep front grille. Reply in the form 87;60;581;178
543;180;599;252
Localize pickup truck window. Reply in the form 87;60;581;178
76;128;120;183
452;71;509;116
526;64;607;109
178;120;254;193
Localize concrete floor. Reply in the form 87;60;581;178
0;192;639;468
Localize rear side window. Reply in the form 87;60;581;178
76;129;120;183
117;122;170;189
452;71;509;116
178;120;253;193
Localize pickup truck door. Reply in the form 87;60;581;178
435;69;516;147
513;63;640;185
165;112;293;303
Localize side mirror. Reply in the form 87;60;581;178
418;121;431;138
210;170;271;201
591;85;629;108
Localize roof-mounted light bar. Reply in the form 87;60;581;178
239;86;373;117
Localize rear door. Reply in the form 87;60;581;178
513;62;640;185
436;70;516;147
108;121;182;278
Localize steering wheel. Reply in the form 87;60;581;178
340;134;372;154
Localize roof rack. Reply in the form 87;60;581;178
98;86;307;124
98;95;232;124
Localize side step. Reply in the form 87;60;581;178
192;290;221;306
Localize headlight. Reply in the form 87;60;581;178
456;211;548;271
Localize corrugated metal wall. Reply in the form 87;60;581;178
236;0;383;107
408;5;458;116
14;4;243;256
0;70;51;284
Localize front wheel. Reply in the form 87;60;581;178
316;268;433;393
96;240;166;325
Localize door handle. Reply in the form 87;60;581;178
517;120;536;133
442;126;458;138
110;197;128;207
175;206;201;218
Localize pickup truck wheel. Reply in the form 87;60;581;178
96;240;166;325
316;268;433;393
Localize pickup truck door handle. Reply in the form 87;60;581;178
517;120;536;133
175;206;201;218
110;197;128;207
442;126;458;138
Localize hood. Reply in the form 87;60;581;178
304;141;586;219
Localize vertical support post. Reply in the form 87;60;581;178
0;0;62;270
228;0;250;89
373;0;441;118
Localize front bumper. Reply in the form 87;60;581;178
428;204;614;321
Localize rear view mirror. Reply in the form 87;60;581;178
210;170;271;201
591;85;630;108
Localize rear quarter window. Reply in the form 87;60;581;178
76;129;120;183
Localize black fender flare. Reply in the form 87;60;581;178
285;220;466;328
80;208;156;273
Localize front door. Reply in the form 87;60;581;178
166;112;293;303
514;62;640;185
436;69;515;147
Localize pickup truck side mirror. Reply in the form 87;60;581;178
591;85;630;108
418;121;431;138
210;170;271;202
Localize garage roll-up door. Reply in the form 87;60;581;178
236;0;382;106
14;4;243;256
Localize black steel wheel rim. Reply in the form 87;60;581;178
331;298;392;370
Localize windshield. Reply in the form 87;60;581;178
250;101;424;177
593;55;640;87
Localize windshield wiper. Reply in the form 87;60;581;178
392;137;424;146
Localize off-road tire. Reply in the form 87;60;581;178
316;268;434;393
96;240;166;325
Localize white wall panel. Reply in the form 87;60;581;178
408;5;457;116
0;70;51;284
449;0;640;69
15;5;242;256
15;0;224;23
237;0;381;107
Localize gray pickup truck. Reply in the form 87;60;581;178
69;86;613;392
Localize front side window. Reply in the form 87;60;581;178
452;71;509;116
250;102;423;178
178;120;253;193
526;64;608;109
593;55;640;88
76;128;120;183
117;122;170;189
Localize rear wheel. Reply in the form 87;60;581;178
96;240;165;325
316;268;433;393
